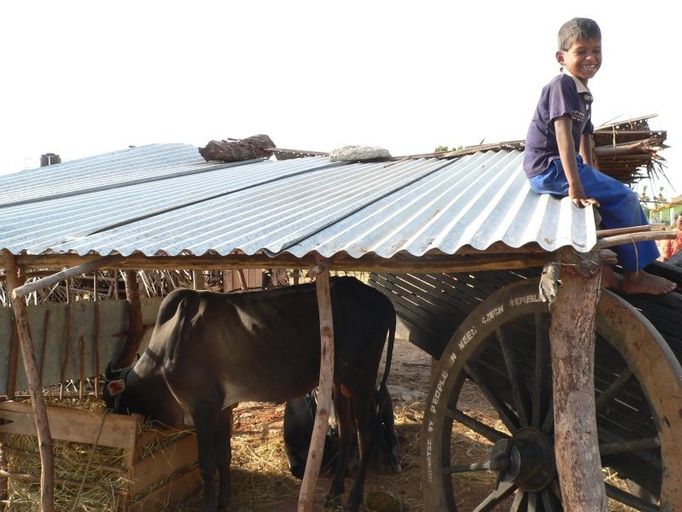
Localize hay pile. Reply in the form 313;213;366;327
0;398;197;512
0;399;127;512
2;433;127;511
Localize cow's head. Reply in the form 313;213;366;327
103;363;132;414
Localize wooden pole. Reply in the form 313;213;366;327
298;263;334;512
115;270;144;369
236;269;247;291
5;322;19;399
549;252;606;511
1;251;55;512
93;274;101;399
192;270;205;290
11;255;124;299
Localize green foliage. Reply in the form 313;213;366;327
434;145;465;153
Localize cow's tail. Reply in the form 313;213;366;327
377;302;396;396
160;292;196;373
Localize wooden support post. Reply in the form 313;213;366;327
93;274;100;399
1;251;55;512
298;263;334;512
192;270;205;290
222;270;231;292
549;251;606;511
115;271;144;369
5;322;19;399
236;269;247;291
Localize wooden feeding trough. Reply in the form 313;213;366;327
0;400;201;511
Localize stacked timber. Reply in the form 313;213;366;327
593;115;668;184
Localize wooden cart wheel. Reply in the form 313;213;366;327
422;279;682;511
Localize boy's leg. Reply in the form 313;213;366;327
576;165;659;270
576;165;675;294
529;161;676;294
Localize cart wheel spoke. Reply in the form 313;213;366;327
448;408;510;443
595;367;633;412
531;313;550;428
509;489;525;511
471;480;516;512
496;327;530;427
526;491;538;511
599;436;660;456
540;488;562;512
465;363;520;434
540;400;554;433
444;460;491;474
605;482;660;511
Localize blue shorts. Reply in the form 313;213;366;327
529;157;659;271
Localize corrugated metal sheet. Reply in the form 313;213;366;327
0;144;596;259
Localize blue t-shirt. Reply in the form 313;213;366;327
523;73;594;178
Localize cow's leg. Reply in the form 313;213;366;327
326;389;353;506
346;393;377;512
192;400;221;512
216;407;233;512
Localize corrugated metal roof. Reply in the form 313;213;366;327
0;144;596;259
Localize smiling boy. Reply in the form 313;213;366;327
523;17;676;295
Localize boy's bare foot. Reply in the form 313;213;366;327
601;265;622;291
621;271;677;295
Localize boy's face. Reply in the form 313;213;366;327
556;37;602;83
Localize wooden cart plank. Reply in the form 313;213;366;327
129;465;202;512
130;433;198;495
0;401;139;450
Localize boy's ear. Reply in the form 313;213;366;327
556;50;565;66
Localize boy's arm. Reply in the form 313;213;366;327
579;133;594;166
554;116;599;207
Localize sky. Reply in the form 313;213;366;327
1;1;680;197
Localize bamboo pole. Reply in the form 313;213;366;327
236;269;248;291
11;255;124;299
192;270;205;290
15;251;554;274
1;251;55;512
298;262;334;512
93;274;101;399
116;270;144;369
5;321;19;399
222;270;231;292
596;230;675;249
549;251;606;511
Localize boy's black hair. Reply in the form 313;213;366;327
558;18;601;51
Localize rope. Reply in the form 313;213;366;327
70;409;108;512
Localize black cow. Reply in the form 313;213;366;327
104;277;396;512
284;385;401;479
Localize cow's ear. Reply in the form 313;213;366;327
107;379;126;396
105;362;115;380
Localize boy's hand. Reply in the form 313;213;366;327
568;183;600;208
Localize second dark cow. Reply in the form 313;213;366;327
104;276;396;512
284;385;401;480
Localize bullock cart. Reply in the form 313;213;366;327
370;262;682;511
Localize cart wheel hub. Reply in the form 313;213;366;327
491;427;555;492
